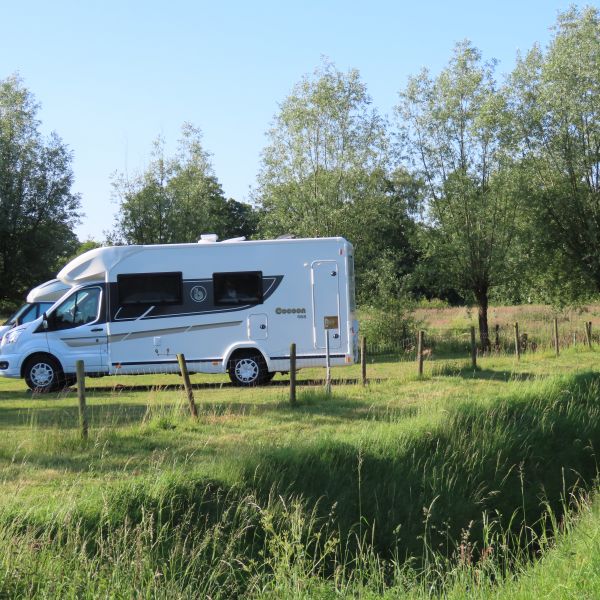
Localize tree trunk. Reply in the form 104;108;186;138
476;292;491;352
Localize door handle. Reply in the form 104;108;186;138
90;328;104;332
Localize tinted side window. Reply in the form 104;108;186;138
348;254;356;312
213;272;263;306
117;273;182;305
52;288;101;330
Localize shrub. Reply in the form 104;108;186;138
358;302;416;354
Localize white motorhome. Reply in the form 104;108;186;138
0;236;358;392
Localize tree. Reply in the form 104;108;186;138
509;7;600;303
257;61;419;304
111;123;257;244
396;42;522;349
0;75;81;307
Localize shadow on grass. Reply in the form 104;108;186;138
85;377;386;393
458;368;538;382
0;390;420;429
240;371;600;562
0;433;179;475
0;378;386;401
432;363;540;382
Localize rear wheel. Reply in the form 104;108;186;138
228;352;269;386
24;355;64;393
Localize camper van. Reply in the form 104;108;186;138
0;236;358;392
0;279;72;343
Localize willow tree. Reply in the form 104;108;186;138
396;42;521;349
509;7;600;303
257;61;420;304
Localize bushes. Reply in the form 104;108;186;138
358;302;416;355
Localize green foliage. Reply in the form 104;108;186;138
111;123;258;244
414;298;450;309
509;7;600;303
397;42;525;344
0;75;80;306
257;60;420;306
358;303;415;353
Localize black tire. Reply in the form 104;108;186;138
228;352;269;387
23;355;64;393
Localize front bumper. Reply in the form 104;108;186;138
0;353;23;378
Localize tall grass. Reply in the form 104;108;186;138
3;372;600;597
0;480;596;598
244;374;600;564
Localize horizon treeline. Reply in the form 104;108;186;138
1;6;598;343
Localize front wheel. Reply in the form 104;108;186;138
23;355;64;393
228;353;269;387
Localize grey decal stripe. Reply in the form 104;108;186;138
112;358;221;366
142;307;251;319
109;320;242;343
270;354;346;360
60;336;106;348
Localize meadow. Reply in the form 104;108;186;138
2;308;600;597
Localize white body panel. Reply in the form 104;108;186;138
0;237;358;382
26;279;71;304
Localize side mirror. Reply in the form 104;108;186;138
14;317;21;327
42;312;48;330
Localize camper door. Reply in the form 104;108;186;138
311;260;341;349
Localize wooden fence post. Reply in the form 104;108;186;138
177;353;198;419
554;318;560;357
514;322;520;361
289;343;297;405
417;330;424;376
587;321;593;349
494;324;500;351
361;336;367;386
324;331;332;395
470;326;477;369
76;360;88;440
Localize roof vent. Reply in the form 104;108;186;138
198;234;218;243
222;236;246;243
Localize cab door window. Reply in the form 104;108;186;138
51;288;101;330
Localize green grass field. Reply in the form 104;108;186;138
2;345;600;597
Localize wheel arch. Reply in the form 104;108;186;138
222;343;272;371
20;352;64;378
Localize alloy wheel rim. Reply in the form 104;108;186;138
235;358;259;383
30;362;54;387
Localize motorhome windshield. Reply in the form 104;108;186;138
5;302;54;326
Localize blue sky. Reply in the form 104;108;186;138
0;0;592;241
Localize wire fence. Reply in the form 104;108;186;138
27;316;598;438
368;318;598;361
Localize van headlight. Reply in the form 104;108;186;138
3;330;22;346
